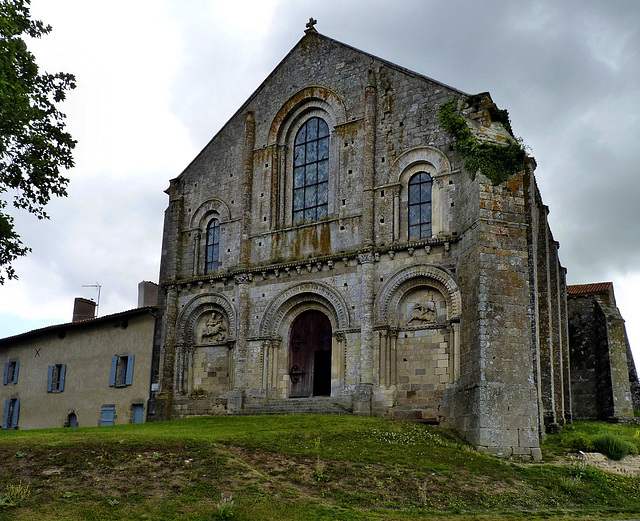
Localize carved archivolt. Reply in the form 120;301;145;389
190;198;232;230
176;293;236;344
375;265;461;326
268;85;347;145
259;282;350;338
392;146;452;180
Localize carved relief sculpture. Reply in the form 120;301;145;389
201;312;227;342
406;301;437;325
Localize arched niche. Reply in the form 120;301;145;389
375;265;461;326
176;293;236;345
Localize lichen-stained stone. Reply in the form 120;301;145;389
143;26;629;460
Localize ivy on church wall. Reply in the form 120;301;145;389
438;98;527;185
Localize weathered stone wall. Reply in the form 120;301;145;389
568;289;635;419
149;29;569;458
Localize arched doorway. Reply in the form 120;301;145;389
289;310;332;397
67;412;78;428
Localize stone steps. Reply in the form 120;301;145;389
237;397;353;416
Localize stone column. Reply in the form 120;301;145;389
392;187;400;242
559;266;572;422
549;240;565;425
362;68;377;246
193;232;201;277
240;112;256;267
452;322;461;383
537;206;556;429
231;273;252;409
334;331;346;391
354;251;375;415
379;330;389;387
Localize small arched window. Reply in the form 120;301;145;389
293;117;329;223
205;219;220;273
408;172;432;239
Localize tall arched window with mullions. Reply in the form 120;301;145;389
293;117;329;223
408;172;433;239
205;219;220;274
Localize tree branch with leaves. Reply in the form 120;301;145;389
0;0;76;282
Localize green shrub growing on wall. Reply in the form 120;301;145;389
438;98;527;185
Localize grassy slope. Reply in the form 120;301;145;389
0;415;639;520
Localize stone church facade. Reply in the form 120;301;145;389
149;25;576;460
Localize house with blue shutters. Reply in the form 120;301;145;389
1;283;157;430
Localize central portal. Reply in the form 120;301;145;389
289;310;332;397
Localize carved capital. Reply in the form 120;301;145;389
234;273;253;285
334;331;346;342
358;251;375;264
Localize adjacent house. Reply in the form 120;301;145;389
1;282;157;430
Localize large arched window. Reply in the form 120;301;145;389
293;117;329;223
205;219;220;273
408;172;432;239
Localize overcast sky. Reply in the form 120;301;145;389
2;0;639;365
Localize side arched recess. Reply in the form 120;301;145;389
375;265;462;384
173;293;237;395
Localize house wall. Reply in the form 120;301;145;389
1;311;154;430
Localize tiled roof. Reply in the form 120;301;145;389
567;282;613;295
0;306;156;345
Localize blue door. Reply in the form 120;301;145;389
133;404;144;424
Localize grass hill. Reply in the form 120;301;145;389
1;415;640;520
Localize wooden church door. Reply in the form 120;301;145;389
289;310;332;397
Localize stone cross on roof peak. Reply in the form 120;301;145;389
305;17;318;34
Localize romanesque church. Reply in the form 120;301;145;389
147;23;634;460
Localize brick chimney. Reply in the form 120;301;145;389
72;298;97;322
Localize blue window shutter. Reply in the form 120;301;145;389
3;362;8;385
2;399;10;429
47;365;54;392
11;399;19;428
109;356;118;387
125;355;135;385
59;364;66;391
13;361;18;383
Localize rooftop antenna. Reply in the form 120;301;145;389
82;282;101;316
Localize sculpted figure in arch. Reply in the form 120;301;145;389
202;312;227;342
407;301;437;325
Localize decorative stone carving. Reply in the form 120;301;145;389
406;301;437;325
201;312;227;342
358;251;374;264
259;281;350;338
176;293;236;345
375;264;462;325
234;273;253;285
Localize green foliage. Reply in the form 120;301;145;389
215;493;234;520
438;97;527;185
592;432;634;460
0;0;76;283
565;431;595;452
0;480;31;507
